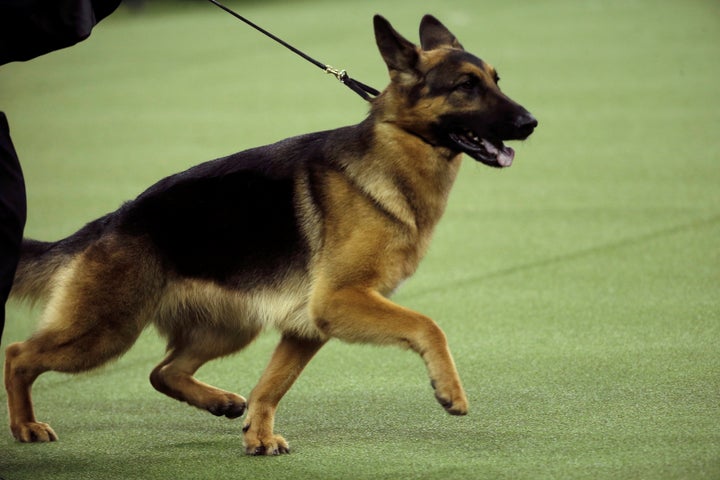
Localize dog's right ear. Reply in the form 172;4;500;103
419;15;464;51
374;15;419;77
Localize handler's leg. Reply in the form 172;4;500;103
0;112;27;343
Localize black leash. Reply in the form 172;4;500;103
206;0;380;102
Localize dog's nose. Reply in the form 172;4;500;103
514;112;538;138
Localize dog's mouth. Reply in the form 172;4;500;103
448;130;515;168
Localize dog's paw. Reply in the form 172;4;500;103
245;438;290;456
242;423;290;456
205;392;247;419
431;380;469;416
11;421;59;443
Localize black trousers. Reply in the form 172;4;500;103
0;0;121;343
0;112;27;342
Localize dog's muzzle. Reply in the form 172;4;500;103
448;112;537;168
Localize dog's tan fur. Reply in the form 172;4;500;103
5;15;535;454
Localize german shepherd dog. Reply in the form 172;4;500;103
5;15;536;454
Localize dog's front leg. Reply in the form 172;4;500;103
243;334;325;455
311;286;468;415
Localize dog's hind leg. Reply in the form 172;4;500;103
150;325;261;419
4;237;159;442
242;334;324;455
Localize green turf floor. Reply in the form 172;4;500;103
1;0;719;478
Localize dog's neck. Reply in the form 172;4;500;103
369;88;459;163
337;117;461;237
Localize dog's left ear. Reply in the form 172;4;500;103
374;15;419;76
419;15;464;51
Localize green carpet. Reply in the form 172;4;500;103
1;0;718;478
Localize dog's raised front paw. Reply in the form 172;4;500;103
431;379;469;415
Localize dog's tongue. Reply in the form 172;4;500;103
481;139;515;167
497;145;515;167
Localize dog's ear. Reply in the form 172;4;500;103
419;15;464;51
374;15;419;76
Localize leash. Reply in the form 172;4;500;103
206;0;380;102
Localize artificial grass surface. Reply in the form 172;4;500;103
1;0;719;478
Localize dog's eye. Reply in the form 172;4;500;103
456;77;479;92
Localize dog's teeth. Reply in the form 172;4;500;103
481;139;498;154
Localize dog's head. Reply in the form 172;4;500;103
373;15;537;168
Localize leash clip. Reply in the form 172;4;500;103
326;64;380;101
325;65;349;83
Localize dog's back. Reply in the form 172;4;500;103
12;122;376;297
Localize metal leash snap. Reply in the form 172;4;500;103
325;66;348;83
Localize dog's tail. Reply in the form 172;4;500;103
10;213;113;304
